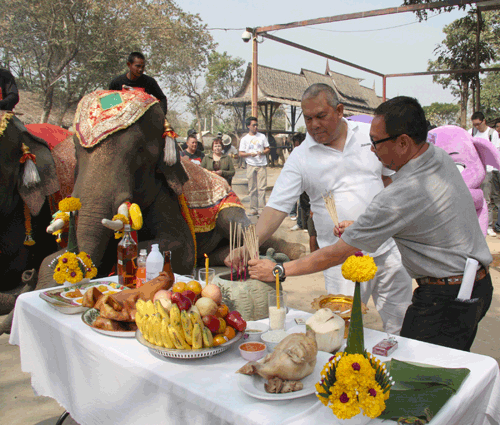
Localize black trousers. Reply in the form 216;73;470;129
400;273;493;351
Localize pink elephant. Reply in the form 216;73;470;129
428;125;500;236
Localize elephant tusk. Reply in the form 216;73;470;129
118;202;129;217
102;218;124;231
46;219;65;234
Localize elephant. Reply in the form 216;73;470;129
34;90;305;294
0;114;75;332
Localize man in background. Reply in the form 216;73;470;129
239;116;270;216
0;68;19;110
109;52;167;114
469;111;500;236
495;121;500;137
180;133;204;165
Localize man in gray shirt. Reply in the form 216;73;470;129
249;96;493;352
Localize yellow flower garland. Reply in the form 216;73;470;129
128;203;143;230
112;213;129;239
0;112;14;138
316;351;393;420
341;253;377;283
53;251;98;284
59;197;82;212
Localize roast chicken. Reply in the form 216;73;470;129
237;329;318;393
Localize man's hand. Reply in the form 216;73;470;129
248;258;276;283
214;170;223;176
224;246;246;269
334;220;354;237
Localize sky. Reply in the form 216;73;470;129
180;0;472;108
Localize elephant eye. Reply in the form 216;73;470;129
456;163;466;173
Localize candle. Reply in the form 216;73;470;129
204;253;209;285
275;270;280;310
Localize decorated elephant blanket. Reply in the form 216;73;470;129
181;159;243;233
74;89;158;148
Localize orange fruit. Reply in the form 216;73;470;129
186;280;203;295
223;326;236;341
216;304;229;318
172;281;186;293
213;335;229;346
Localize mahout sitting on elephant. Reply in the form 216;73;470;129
35;89;304;294
0;114;75;332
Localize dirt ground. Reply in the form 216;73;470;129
1;164;500;425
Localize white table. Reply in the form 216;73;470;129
9;280;500;425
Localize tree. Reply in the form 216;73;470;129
428;11;496;127
481;65;500;118
423;102;460;126
0;0;215;123
402;0;467;21
205;51;245;134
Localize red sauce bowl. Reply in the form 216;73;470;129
239;342;266;361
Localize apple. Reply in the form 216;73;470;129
201;284;222;305
171;292;192;311
182;290;197;304
202;314;220;334
153;289;172;303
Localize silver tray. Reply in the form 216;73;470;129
81;308;136;338
40;280;126;315
136;328;243;359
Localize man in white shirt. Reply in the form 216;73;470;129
469;111;500;235
239;117;270;216
227;84;412;335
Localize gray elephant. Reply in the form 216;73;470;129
35;90;304;292
0;114;75;330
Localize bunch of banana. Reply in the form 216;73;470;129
135;299;214;350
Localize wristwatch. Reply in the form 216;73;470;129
273;263;286;282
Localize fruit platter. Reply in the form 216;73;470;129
134;280;247;359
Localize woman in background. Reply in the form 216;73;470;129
201;137;235;185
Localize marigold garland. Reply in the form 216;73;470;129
128;203;143;230
52;251;98;284
59;197;82;212
316;351;393;420
178;194;197;267
23;202;35;246
0;112;14;138
112;213;129;239
341;253;377;282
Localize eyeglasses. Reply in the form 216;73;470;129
370;134;401;147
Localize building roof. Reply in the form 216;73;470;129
217;63;382;115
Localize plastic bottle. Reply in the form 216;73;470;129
146;244;164;281
117;225;138;288
136;249;148;288
162;250;175;282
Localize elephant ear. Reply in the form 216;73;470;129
13;117;59;216
472;136;500;170
157;140;188;196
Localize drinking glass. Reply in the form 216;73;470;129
268;291;287;330
198;268;215;287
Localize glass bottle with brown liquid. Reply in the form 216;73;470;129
163;250;175;282
117;224;138;288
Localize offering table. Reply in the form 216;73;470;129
9;278;500;425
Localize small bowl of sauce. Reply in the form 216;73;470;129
244;321;269;342
239;342;267;361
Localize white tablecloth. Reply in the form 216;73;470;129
9;278;500;425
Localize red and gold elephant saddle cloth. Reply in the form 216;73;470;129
181;159;244;233
74;89;158;148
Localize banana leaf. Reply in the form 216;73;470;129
344;281;364;354
379;359;470;422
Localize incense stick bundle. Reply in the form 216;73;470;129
323;191;339;226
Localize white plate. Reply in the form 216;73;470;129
237;351;332;400
81;308;136;338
